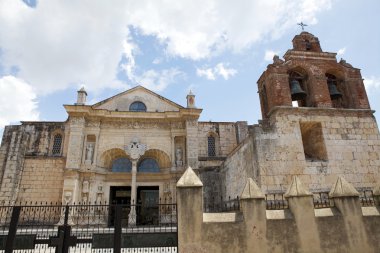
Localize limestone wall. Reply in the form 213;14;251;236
198;122;248;157
0;122;66;203
16;157;65;203
177;169;380;253
255;107;380;192
222;136;258;198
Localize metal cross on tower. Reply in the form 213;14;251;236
297;22;308;31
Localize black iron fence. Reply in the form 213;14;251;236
204;196;240;213
359;190;376;207
264;190;377;210
265;193;289;210
313;192;334;209
0;201;177;253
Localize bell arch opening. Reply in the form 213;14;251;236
289;69;308;107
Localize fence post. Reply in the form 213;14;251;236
284;176;321;253
240;178;267;253
176;167;204;253
5;206;21;253
114;205;122;253
329;176;373;253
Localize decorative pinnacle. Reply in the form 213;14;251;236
177;166;203;187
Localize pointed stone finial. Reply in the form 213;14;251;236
75;86;87;105
240;178;265;199
186;90;195;108
284;176;312;197
329;176;359;198
372;183;380;196
177;166;203;187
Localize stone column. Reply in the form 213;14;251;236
177;166;204;253
128;159;138;225
240;178;267;253
124;138;147;227
329;176;373;253
285;176;322;253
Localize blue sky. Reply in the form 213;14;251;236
0;0;379;141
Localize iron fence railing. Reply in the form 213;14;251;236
0;201;178;253
359;190;376;207
265;193;289;210
313;192;334;208
204;196;240;213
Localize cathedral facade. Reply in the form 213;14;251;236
0;32;379;208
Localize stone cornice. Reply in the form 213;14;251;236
283;50;337;61
268;106;375;119
64;104;202;120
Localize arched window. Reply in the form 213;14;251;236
129;101;147;112
112;158;132;172
208;136;216;157
52;134;63;155
138;158;160;173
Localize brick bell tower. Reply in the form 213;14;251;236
258;31;370;119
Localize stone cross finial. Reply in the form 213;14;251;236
297;22;307;31
125;138;147;160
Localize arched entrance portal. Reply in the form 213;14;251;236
103;147;171;226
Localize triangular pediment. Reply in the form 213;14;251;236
92;86;184;112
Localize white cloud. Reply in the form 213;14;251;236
0;75;39;128
0;0;333;96
264;50;280;62
0;0;130;94
197;68;216;80
131;68;185;92
337;47;346;56
197;63;237;81
120;37;184;92
364;76;380;90
127;0;332;59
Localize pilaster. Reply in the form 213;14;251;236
185;120;199;169
66;117;85;169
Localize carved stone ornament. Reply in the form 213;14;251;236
64;191;73;205
125;137;147;160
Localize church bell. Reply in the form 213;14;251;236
328;81;342;100
290;79;307;101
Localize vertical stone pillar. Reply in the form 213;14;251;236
66;117;85;169
124;138;146;226
128;160;138;226
177;167;204;253
185;120;199;169
329;176;374;253
240;178;267;253
285;176;322;253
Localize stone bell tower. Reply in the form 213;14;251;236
254;32;380;192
